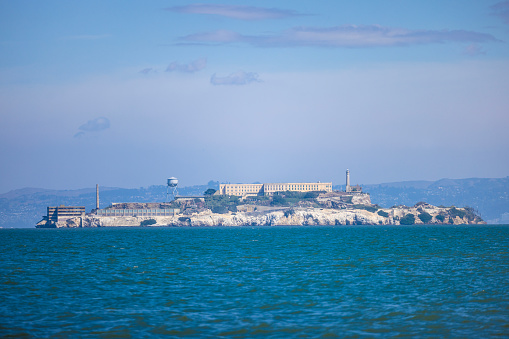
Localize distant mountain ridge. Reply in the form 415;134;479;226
339;177;509;224
1;178;508;228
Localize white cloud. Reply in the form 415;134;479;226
166;4;301;20
210;71;260;85
181;25;499;48
74;117;110;137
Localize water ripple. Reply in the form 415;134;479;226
0;225;508;337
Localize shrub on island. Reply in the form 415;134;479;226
400;214;415;225
353;204;378;213
449;207;466;219
284;209;296;218
418;212;433;224
140;219;157;226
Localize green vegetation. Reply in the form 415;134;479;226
400;214;416;225
464;207;481;222
418;212;433;224
178;216;191;223
271;194;287;206
140;219;157;226
436;214;445;222
449;207;466;219
353;204;378;213
377;210;389;217
284;209;296;218
269;191;323;207
204;195;240;214
204;188;217;196
246;196;270;203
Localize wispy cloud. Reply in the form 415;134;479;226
166;58;207;73
74;117;110;138
139;68;156;75
165;4;301;20
491;1;509;24
210;71;260;86
181;25;499;48
463;44;486;56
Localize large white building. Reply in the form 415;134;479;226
218;182;333;197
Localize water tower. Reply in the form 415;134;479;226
166;177;179;202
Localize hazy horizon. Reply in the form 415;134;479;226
1;1;508;193
2;174;508;196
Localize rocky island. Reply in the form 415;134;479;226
37;190;485;228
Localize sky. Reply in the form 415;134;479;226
1;0;509;193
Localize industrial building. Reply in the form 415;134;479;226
36;205;86;227
96;203;179;217
46;206;85;222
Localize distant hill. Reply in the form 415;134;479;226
334;177;509;224
1;178;508;228
0;182;219;228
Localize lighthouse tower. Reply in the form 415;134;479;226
346;169;351;193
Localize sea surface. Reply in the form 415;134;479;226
1;225;508;338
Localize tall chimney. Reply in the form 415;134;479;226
96;184;99;210
346;169;351;192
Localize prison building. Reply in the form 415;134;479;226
263;182;332;195
218;182;333;197
219;184;264;196
47;205;86;222
96;208;180;217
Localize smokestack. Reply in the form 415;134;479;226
346;169;351;192
96;184;99;210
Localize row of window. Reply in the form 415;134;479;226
97;209;178;215
220;183;332;195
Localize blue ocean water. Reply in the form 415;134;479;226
1;225;508;338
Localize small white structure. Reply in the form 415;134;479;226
167;177;179;201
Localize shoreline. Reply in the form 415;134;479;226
37;204;485;228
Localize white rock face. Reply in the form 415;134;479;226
351;194;371;205
60;204;482;228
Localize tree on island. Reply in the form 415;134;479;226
204;188;217;196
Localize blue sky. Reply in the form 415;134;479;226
1;0;508;192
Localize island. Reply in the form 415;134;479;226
36;190;484;228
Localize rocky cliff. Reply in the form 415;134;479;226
54;203;484;228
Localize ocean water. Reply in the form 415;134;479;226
1;226;508;338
